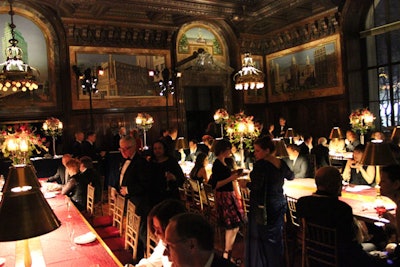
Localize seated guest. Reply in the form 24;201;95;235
135;199;187;267
61;158;89;211
342;144;375;185
345;130;360;152
372;131;386;142
79;156;103;203
311;137;330;169
298;134;313;155
47;154;72;184
285;144;310;178
149;140;185;205
297;166;385;267
164;213;236;267
185;139;201;162
189;152;209;185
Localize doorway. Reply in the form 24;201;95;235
184;86;224;141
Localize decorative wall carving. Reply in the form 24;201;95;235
64;23;175;48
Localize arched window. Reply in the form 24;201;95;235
364;0;400;127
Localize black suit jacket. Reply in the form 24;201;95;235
211;254;237;267
47;164;68;184
285;155;309;178
81;140;99;161
119;153;152;217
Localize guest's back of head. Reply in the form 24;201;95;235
315;166;342;196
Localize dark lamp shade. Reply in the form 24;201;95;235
175;137;188;150
329;127;344;139
0;188;61;241
360;141;398;166
4;165;41;191
284;128;295;138
273;138;289;158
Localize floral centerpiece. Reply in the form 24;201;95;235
135;113;154;150
214;108;229;137
349;108;375;135
225;111;259;151
1;124;48;165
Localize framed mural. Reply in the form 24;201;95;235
242;54;266;104
0;13;56;114
266;34;343;103
69;46;172;110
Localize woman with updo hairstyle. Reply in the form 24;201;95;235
241;136;294;267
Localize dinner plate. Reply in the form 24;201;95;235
74;232;97;244
345;185;371;192
0;257;5;266
44;192;57;199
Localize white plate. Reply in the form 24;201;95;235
345;185;371;192
44;192;57;199
0;257;5;266
74;232;97;244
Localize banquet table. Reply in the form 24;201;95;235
283;178;396;224
0;191;123;267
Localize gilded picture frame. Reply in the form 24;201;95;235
69;46;172;110
266;34;343;103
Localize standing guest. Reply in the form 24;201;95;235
297;166;383;266
185;139;201;162
189;152;209;185
112;126;127;151
135;199;187;267
47;153;72;184
311;137;330;169
150;140;185;205
130;128;143;152
208;139;245;263
117;135;152;261
240;136;294;267
79;156;103;203
285;144;310;178
61;158;89;211
345;130;360;152
164;213;236;267
342;144;375;185
71;131;84;158
160;128;178;158
273;116;288;138
81;131;106;161
201;135;216;164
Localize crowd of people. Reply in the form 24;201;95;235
46;117;400;267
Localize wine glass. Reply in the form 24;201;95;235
65;197;72;218
66;221;76;250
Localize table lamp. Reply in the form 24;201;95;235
284;128;295;144
329;126;344;139
175;137;188;162
273;138;289;158
360;140;398;197
0;165;61;266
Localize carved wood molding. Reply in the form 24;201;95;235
239;10;340;55
63;22;176;48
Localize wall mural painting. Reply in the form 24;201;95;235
0;14;52;108
266;34;343;103
178;27;222;56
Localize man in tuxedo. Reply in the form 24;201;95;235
164;213;236;267
274;116;288;138
285;144;310;178
185;139;201;162
47;154;72;184
71;131;84;158
117;135;151;260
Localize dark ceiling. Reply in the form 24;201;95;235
30;0;341;36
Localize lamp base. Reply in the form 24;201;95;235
15;238;46;267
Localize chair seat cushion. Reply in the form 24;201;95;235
92;215;113;228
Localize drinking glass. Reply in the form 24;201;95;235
66;221;76;250
65;197;72;218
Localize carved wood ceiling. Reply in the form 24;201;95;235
27;0;339;36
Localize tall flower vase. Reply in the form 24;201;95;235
360;134;365;145
143;130;148;150
52;136;57;157
220;123;224;138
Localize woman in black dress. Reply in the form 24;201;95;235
209;139;245;262
243;136;294;267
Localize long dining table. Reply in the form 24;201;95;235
283;178;396;224
0;188;123;267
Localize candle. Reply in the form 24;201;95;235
19;139;29;152
58;122;63;129
42;123;48;131
7;139;17;151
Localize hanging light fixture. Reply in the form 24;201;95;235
0;0;39;93
234;52;264;90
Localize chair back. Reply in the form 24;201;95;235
301;218;338;267
203;183;215;208
87;184;95;216
113;194;126;235
188;178;204;212
125;200;141;261
240;187;250;215
146;227;158;257
286;195;300;227
108;186;116;216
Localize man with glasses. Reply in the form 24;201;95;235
164;213;236;267
117;135;152;261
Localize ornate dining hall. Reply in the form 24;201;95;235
0;0;400;266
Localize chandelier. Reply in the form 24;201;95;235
0;0;39;92
234;52;264;90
